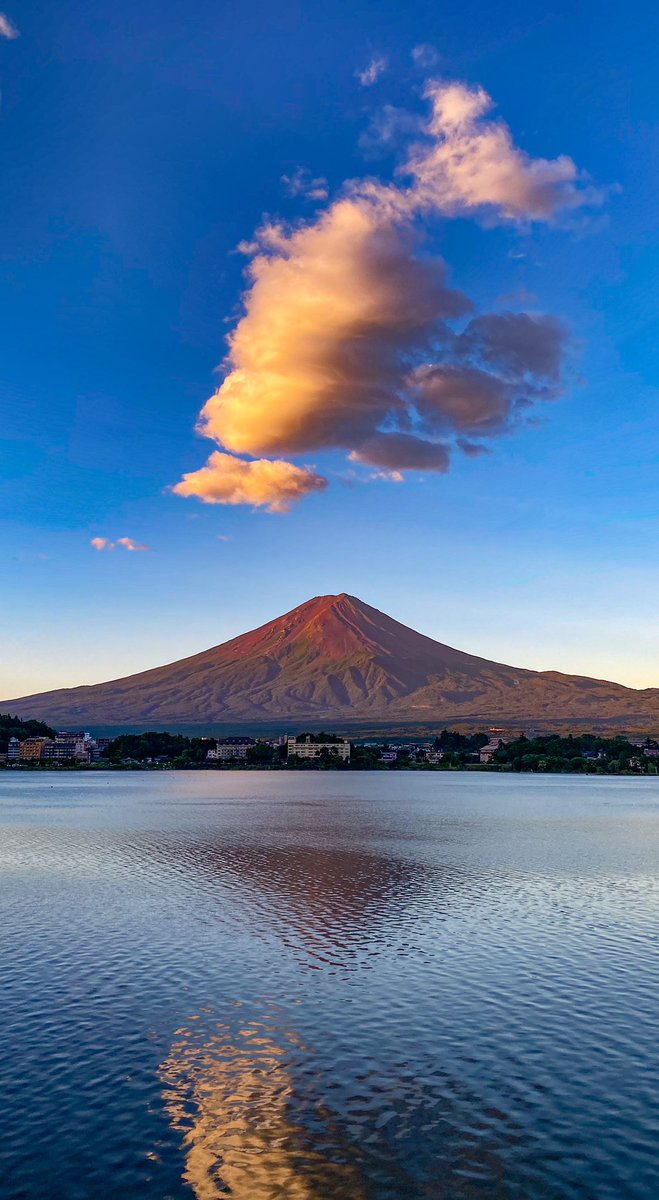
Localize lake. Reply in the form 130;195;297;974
1;771;658;1199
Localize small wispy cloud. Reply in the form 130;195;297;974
457;438;492;458
217;534;232;541
91;536;152;552
411;43;440;68
358;104;422;157
356;54;388;87
117;537;151;552
368;469;404;483
497;286;538;308
281;167;329;202
0;13;18;39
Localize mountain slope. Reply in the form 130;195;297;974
4;593;659;728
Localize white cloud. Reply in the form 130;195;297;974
0;13;18;39
404;81;604;222
281;167;329;201
357;55;388;87
358;105;423;158
411;43;440;68
368;468;404;483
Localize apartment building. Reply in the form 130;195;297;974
287;735;351;761
207;737;256;761
19;738;52;760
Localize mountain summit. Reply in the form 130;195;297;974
4;593;659;729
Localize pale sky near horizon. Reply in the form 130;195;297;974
2;0;659;697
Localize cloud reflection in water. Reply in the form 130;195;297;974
161;1008;366;1199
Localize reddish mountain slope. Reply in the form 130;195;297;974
4;593;659;728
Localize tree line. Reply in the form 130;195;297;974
0;713;54;752
4;720;658;773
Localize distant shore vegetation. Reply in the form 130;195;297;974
3;719;659;775
0;713;55;744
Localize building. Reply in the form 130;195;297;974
12;731;100;765
44;736;77;761
74;734;96;763
89;734;112;763
91;738;113;762
287;735;350;761
19;738;52;760
207;737;256;761
479;739;506;763
38;732;96;763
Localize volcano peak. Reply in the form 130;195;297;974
3;594;659;731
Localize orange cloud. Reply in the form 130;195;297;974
173;451;327;513
173;81;600;512
197;203;470;462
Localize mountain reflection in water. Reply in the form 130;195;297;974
137;831;474;974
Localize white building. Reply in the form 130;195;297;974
207;737;255;761
7;737;20;761
287;736;350;761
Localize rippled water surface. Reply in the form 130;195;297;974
1;772;659;1199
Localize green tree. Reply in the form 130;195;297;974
246;742;276;765
0;712;55;752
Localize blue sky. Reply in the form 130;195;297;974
2;0;659;697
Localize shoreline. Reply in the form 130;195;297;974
2;763;657;777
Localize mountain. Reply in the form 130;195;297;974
4;593;659;731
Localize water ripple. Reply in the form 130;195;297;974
1;771;659;1199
